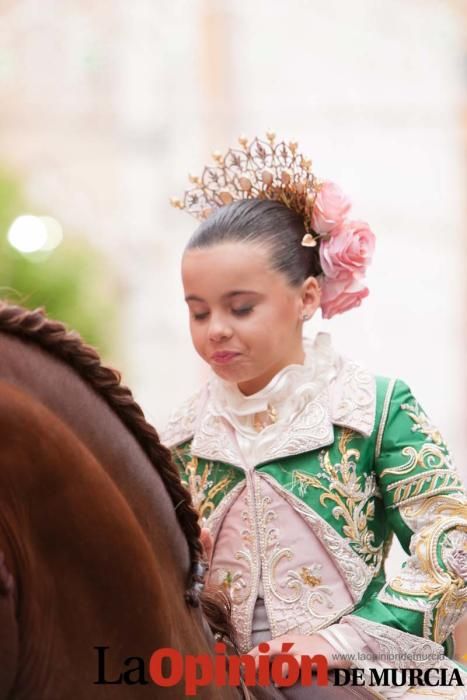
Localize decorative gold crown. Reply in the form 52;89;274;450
171;131;322;242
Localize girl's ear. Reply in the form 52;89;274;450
301;276;321;320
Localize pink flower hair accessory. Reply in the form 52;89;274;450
319;219;375;281
319;276;369;320
311;181;351;234
304;181;375;319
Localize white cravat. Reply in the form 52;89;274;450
208;332;338;467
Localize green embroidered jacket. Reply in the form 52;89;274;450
162;359;467;660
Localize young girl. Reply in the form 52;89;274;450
163;134;467;699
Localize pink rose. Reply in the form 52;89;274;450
319;220;375;280
311;181;351;234
320;277;369;319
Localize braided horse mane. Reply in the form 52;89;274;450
0;301;234;643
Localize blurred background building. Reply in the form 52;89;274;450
0;0;466;627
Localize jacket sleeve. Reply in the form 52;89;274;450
319;378;467;676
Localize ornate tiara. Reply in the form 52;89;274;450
171;132;375;319
171;131;322;244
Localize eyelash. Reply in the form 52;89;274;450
192;307;254;321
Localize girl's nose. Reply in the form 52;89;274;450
208;317;233;342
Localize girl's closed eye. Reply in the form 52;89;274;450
232;306;254;317
192;311;209;321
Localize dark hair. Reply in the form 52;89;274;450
185;199;322;285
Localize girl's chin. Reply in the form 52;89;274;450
211;366;242;381
210;364;252;384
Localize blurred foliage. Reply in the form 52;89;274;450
0;169;119;357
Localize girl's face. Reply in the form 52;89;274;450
181;242;320;395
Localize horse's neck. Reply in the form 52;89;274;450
0;380;219;699
0;333;189;572
0;332;126;455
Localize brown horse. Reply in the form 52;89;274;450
0;302;288;700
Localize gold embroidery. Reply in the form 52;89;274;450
388;496;467;643
379;400;454;479
293;429;383;572
401;401;444;445
221;571;233;590
182;456;232;522
253;403;278;432
380;444;449;478
400;495;467;528
299;566;322;587
261;472;372;602
245;476;340;635
386;469;464;506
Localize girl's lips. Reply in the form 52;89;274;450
211;351;240;364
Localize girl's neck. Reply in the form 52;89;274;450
237;345;306;396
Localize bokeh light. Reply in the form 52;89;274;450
7;214;63;254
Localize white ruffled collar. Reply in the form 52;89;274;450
207;333;337;445
161;332;377;469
